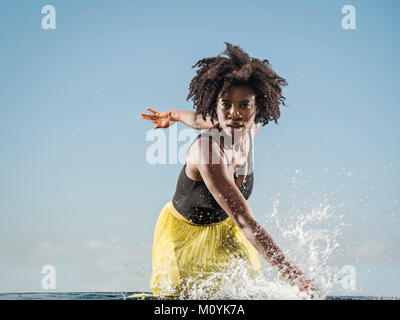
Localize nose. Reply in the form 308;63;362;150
228;105;242;119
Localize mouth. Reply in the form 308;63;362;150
227;124;244;130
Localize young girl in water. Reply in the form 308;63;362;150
140;42;315;298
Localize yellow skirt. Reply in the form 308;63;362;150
150;201;264;297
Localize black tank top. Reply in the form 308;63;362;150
172;129;254;225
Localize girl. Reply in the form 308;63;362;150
140;43;315;298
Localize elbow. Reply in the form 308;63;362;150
234;213;258;233
225;200;257;231
240;223;259;244
193;119;202;130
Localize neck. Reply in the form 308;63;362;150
214;124;247;151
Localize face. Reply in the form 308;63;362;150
216;85;257;137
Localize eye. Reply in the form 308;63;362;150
240;103;250;108
222;102;231;108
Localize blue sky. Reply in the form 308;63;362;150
0;0;399;296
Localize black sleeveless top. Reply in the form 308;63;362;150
172;129;254;225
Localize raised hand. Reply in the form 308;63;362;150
140;107;176;130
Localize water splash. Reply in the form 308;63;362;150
265;197;343;298
172;195;344;300
176;257;309;300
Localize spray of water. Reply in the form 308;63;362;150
173;194;344;300
175;257;308;300
265;197;343;299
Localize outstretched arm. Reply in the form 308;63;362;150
171;110;215;130
192;137;316;296
140;107;215;130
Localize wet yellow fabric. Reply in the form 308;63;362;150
150;201;264;297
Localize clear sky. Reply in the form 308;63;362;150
0;0;399;297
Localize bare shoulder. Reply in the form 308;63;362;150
187;135;227;167
185;134;228;181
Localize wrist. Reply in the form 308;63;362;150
171;110;180;121
280;262;303;282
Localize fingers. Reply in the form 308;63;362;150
140;113;155;120
140;107;165;120
139;107;157;119
140;107;172;130
146;107;158;114
301;281;319;299
140;113;150;119
144;107;171;118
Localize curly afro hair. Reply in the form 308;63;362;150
186;42;288;126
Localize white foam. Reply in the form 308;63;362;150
174;196;343;300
